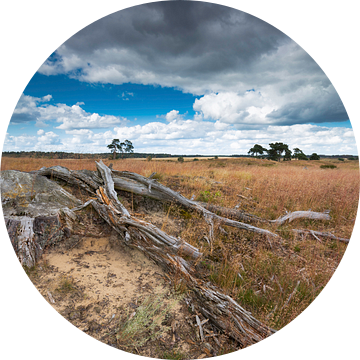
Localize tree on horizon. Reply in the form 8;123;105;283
266;142;290;161
107;139;134;159
248;144;267;157
107;139;122;160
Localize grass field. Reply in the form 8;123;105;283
1;155;359;332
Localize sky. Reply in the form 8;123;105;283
3;1;357;155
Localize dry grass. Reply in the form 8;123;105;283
2;155;359;331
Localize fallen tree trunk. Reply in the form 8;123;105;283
69;161;276;345
6;162;345;346
75;197;275;345
110;169;279;239
7;162;276;346
34;165;280;240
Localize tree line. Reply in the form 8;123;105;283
247;143;322;161
2;139;357;161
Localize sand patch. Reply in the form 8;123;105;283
28;234;210;358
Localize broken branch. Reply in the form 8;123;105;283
271;210;331;225
292;229;349;243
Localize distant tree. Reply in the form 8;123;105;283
146;155;152;161
283;148;292;161
293;148;308;160
177;156;184;163
107;139;122;160
266;142;289;161
248;144;267;157
122;140;134;156
107;139;134;159
297;153;308;160
309;153;320;160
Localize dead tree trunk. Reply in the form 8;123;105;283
4;161;341;346
68;161;276;346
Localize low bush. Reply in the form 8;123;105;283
320;164;337;169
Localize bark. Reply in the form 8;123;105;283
36;166;96;194
1;170;81;267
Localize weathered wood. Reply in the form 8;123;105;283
78;162;275;345
165;255;275;346
293;229;350;243
196;202;268;223
2;161;344;347
1;170;82;267
74;195;274;346
271;210;331;225
36;166;97;194
95;161;130;217
111;170;279;238
75;190;202;261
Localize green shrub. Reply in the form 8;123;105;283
177;156;184;163
338;158;344;161
196;190;221;203
320;164;337;169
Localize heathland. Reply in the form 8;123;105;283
1;155;358;356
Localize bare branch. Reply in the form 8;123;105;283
293;229;349;243
271;210;331;225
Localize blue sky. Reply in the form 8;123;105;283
4;1;357;155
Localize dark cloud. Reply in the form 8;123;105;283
37;1;348;125
266;85;348;124
10;111;41;123
41;1;289;84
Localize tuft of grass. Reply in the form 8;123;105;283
23;265;38;278
56;276;77;294
116;292;181;348
196;190;221;203
151;172;164;181
237;288;267;311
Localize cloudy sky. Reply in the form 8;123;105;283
4;1;356;155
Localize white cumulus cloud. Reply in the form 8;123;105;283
10;94;128;130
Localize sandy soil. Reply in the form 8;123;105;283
20;181;238;359
28;231;225;358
